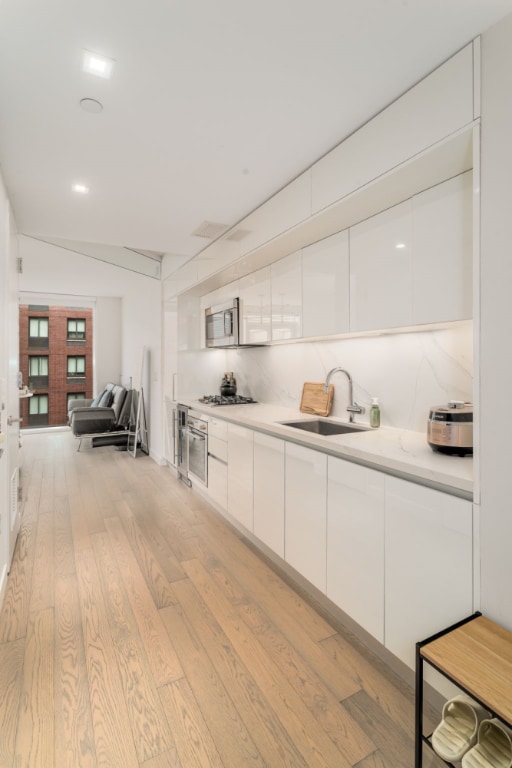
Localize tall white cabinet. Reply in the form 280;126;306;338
327;457;385;642
284;443;327;592
253;432;285;557
384;477;473;669
227;423;254;530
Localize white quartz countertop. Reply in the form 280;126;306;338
181;400;473;497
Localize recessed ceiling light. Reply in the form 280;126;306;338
80;97;103;114
395;242;406;249
82;50;115;79
72;183;89;194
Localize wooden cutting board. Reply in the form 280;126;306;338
300;382;334;417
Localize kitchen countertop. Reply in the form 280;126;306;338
180;400;473;497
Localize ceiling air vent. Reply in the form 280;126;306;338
226;228;251;242
191;220;228;240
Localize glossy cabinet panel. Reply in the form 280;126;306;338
253;432;285;557
227;423;254;530
284;442;327;592
384;476;473;669
238;266;272;344
311;44;474;214
412;171;473;324
350;199;413;331
302;230;349;337
271;251;302;341
327;457;385;642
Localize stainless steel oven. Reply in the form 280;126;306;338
184;409;208;486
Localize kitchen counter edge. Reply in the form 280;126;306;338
179;400;473;499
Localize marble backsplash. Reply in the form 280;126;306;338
178;321;473;433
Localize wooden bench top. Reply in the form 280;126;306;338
421;615;512;724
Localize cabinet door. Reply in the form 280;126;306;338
327;457;385;642
350;199;413;332
271;251;302;341
302;231;349;338
412;171;473;324
208;454;228;511
284;443;327;592
385;477;473;670
227;423;254;531
253;432;285;557
238;266;272;344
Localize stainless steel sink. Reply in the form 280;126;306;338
280;419;370;436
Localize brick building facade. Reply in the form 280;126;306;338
19;305;94;427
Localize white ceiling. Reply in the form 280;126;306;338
1;0;512;267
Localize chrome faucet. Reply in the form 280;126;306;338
324;367;365;423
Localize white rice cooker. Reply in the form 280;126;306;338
427;400;473;456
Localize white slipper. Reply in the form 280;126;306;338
462;719;512;768
432;694;489;763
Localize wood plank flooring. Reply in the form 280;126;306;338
0;431;440;767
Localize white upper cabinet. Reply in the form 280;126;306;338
271;251;302;341
412;171;473;324
302;230;349;338
350;199;414;331
238;266;272;345
311;43;474;214
350;172;472;332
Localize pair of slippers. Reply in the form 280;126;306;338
432;695;512;767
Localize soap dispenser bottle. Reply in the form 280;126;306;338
370;398;380;428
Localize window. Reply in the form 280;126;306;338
28;317;49;348
67;318;86;341
67;392;85;409
28;356;49;377
67;356;86;377
28;394;49;426
28;356;49;387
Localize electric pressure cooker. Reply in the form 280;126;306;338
427;400;473;456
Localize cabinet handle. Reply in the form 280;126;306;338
7;416;23;426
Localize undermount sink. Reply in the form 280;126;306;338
280;419;370;436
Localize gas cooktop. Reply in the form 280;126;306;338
197;394;257;406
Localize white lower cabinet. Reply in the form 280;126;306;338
253;432;285;557
227;423;254;531
284;443;327;593
207;417;228;510
384;476;473;670
327;457;385;642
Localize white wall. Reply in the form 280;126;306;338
479;13;512;628
18;236;163;461
94;297;122;391
177;315;472;433
225;323;473;432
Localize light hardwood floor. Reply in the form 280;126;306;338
0;431;439;767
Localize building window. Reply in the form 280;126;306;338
28;393;49;426
28;317;49;348
28;355;49;388
67;318;86;341
67;356;86;377
67;392;86;410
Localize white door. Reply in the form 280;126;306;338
0;185;20;604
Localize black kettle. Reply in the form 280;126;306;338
220;372;237;396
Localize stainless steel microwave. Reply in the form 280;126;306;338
205;299;240;348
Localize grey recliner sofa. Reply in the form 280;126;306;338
68;383;133;449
